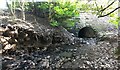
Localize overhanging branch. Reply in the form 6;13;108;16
98;6;120;18
99;0;116;12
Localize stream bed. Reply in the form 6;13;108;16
0;11;119;69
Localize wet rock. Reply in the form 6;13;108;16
38;59;50;68
60;52;73;58
17;60;35;69
21;54;34;60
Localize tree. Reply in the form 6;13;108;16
97;0;120;18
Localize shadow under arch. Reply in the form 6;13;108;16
78;26;98;38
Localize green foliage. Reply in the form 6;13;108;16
50;20;59;27
23;2;34;11
109;12;119;28
77;2;100;13
79;3;90;12
62;19;75;27
109;18;119;28
22;2;79;27
8;0;118;28
78;1;118;28
25;2;49;11
50;2;79;27
38;2;49;10
20;2;79;27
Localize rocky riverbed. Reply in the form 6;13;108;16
1;40;119;69
0;10;119;69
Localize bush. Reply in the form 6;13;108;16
25;2;79;27
49;2;79;27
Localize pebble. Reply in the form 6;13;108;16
41;59;49;68
2;38;119;69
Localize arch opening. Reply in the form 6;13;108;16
78;26;97;38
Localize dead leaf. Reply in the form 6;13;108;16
0;27;6;32
4;44;12;50
3;41;9;46
11;44;16;50
0;38;6;43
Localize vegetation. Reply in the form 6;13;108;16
24;1;79;27
6;0;119;55
6;0;119;28
49;2;79;27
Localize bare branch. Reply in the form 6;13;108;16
99;0;116;12
6;0;16;19
98;6;120;18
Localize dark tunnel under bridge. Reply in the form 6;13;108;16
78;26;98;38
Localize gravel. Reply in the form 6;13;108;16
1;40;119;69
